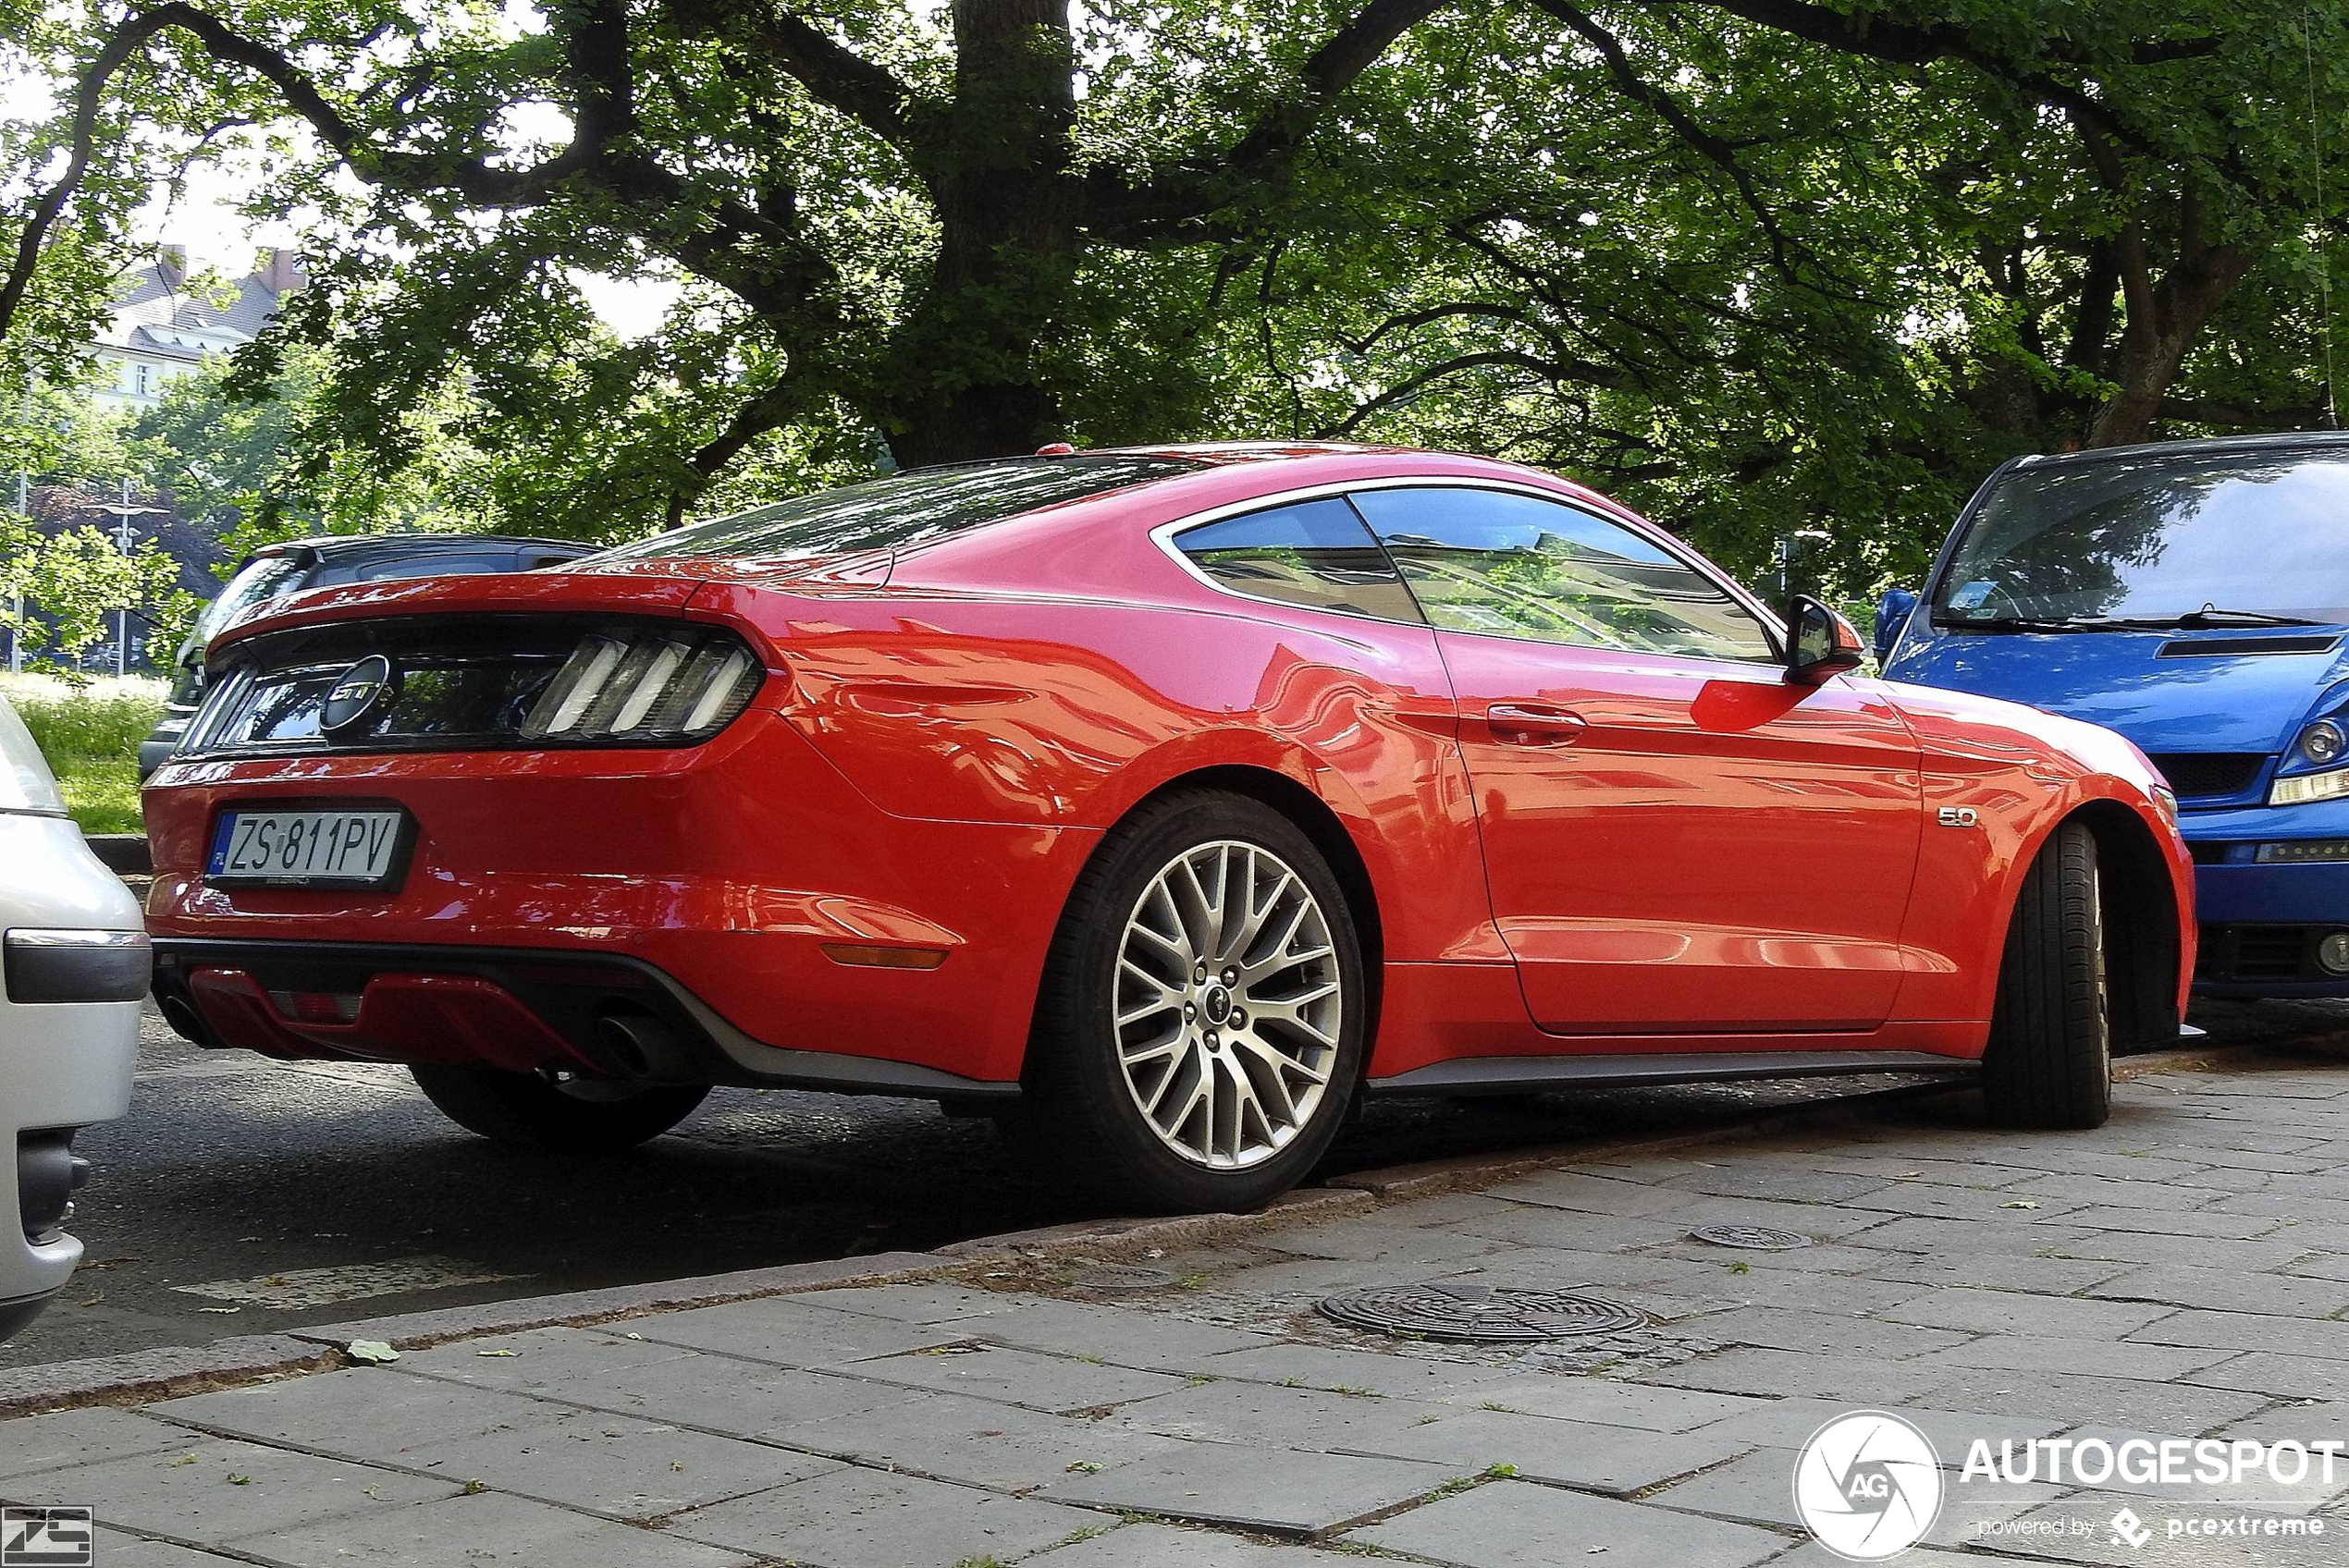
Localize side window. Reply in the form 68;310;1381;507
1173;498;1425;624
1349;487;1777;663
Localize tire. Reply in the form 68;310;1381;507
1981;820;2111;1130
1016;790;1368;1214
410;1063;708;1153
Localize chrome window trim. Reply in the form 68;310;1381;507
1148;473;1788;660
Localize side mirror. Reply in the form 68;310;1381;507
1873;586;1918;664
1786;594;1866;686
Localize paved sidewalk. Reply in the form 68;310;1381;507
8;1059;2349;1566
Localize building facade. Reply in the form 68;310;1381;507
88;245;302;410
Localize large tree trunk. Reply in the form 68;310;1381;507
2082;208;2256;448
876;0;1081;468
885;384;1064;467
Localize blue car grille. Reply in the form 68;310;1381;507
2146;753;2268;802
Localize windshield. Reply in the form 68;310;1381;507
598;455;1204;561
1934;448;2349;627
191;554;308;651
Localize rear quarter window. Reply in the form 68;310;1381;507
1173;498;1425;623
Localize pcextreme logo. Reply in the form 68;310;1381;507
1791;1410;1946;1562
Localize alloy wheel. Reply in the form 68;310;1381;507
1112;839;1344;1169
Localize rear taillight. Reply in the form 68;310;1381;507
520;627;766;743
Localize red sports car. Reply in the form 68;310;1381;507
144;445;2195;1211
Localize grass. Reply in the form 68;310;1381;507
0;673;166;834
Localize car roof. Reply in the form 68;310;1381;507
2011;429;2349;471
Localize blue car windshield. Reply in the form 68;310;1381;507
1934;449;2349;626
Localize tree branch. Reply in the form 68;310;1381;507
1;1;865;360
665;0;924;147
1529;0;1850;297
1660;0;2153;157
669;374;811;527
1322;348;1630;437
1092;0;1448;235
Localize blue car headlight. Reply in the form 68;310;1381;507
2273;719;2349;804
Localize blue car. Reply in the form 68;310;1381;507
1876;431;2349;997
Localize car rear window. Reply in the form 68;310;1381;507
601;455;1205;561
192;554;310;644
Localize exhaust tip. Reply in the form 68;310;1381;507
593;1007;683;1079
159;995;215;1047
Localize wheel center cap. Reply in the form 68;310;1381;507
1202;986;1233;1024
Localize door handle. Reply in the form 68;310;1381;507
1484;704;1588;746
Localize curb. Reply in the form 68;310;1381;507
83;833;151;875
0;1040;2253;1419
0;1335;329;1416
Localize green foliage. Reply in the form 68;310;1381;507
0;380;150;488
0;523;188;666
0;0;2342;595
0;675;163;833
129;344;507;554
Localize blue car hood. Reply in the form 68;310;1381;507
1888;627;2349;755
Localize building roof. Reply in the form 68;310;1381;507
98;249;301;357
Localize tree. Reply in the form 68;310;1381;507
0;0;2340;582
0;521;190;668
128;343;507;555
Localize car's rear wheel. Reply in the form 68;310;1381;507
1017;791;1367;1214
1982;820;2111;1130
410;1063;708;1152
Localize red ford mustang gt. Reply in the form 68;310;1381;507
144;445;2195;1211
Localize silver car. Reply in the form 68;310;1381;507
0;696;142;1342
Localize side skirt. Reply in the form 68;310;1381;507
1367;1050;1980;1097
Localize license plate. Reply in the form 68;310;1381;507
207;807;410;888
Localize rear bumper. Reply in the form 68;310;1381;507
153;937;1017;1099
141;713;1098;1087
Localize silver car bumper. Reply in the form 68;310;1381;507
0;813;142;1339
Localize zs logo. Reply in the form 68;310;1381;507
1;1508;92;1568
1936;806;1980;828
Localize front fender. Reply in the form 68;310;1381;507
1891;687;2195;1032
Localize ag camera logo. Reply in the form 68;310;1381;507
1793;1410;1945;1561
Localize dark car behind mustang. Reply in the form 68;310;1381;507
142;444;2194;1212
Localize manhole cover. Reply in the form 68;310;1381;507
1064;1262;1178;1292
1688;1223;1812;1251
1316;1283;1647;1342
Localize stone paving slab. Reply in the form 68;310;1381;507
614;1293;983;1366
774;1385;1187;1489
0;1407;194;1481
405;1407;846;1520
1038;1441;1456;1533
47;1435;459;1541
1650;1442;2068;1545
1027;1519;1368;1564
18;1060;2349;1566
663;1464;1101;1566
1351;1476;1791;1567
234;1488;758;1567
91;1531;250;1567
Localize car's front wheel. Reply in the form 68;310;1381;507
410;1063;708;1153
1981;819;2111;1130
1017;791;1367;1213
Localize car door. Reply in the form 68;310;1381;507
1349;484;1925;1035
